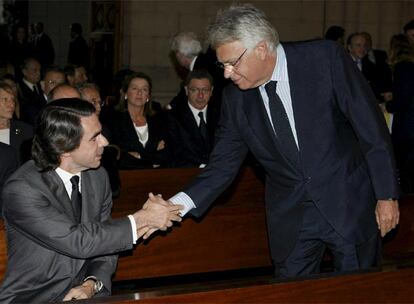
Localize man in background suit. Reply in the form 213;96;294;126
18;57;47;125
32;22;55;67
153;4;399;278
167;70;219;167
0;143;18;214
68;23;90;69
0;99;182;303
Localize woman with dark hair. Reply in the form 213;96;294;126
111;72;169;169
387;34;414;193
0;81;33;164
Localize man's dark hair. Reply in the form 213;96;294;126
403;19;414;33
64;64;83;77
184;69;214;86
325;25;345;41
346;32;363;46
20;57;39;70
32;98;96;171
71;23;83;35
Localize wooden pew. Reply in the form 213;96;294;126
0;166;413;285
112;166;272;281
72;267;414;303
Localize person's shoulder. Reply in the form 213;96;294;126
283;39;339;53
7;160;38;183
11;119;33;133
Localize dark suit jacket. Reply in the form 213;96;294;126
388;60;414;143
68;35;90;68
0;143;18;214
111;111;170;169
183;40;399;263
9;119;33;164
167;102;219;167
18;80;47;126
0;161;133;303
33;33;55;67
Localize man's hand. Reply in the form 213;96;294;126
375;199;399;237
62;280;95;301
133;193;183;240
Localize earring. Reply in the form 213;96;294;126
124;95;127;100
146;98;149;103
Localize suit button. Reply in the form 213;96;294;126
305;177;311;183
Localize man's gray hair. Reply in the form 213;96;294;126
171;32;202;58
207;4;279;52
77;82;100;99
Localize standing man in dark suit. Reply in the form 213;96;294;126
167;69;219;168
68;23;90;69
18;57;47;125
0;99;182;303
33;22;55;67
152;4;399;278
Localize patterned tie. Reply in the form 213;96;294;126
70;176;82;222
198;111;208;143
265;81;299;164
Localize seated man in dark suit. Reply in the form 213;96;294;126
18;57;47;125
0;98;182;303
0;143;18;215
167;70;219;168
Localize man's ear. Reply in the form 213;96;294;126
255;40;268;60
184;86;189;96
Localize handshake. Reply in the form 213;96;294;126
132;193;183;240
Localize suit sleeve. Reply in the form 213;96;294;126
2;173;133;261
185;88;249;216
83;170;119;296
330;43;399;199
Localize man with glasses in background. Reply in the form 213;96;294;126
152;3;400;278
166;69;219;168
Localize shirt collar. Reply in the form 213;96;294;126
188;101;207;119
55;167;81;186
189;56;197;71
22;78;36;90
271;43;288;82
261;43;288;89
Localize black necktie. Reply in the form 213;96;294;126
265;81;299;163
198;112;207;142
70;176;82;222
33;85;39;96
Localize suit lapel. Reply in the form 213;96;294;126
43;170;78;222
243;88;288;161
284;44;318;166
80;171;97;223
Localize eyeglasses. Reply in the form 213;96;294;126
215;49;247;70
188;87;212;94
91;99;104;107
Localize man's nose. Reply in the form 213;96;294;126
223;67;233;79
100;134;109;147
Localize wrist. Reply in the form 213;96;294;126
83;276;103;294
